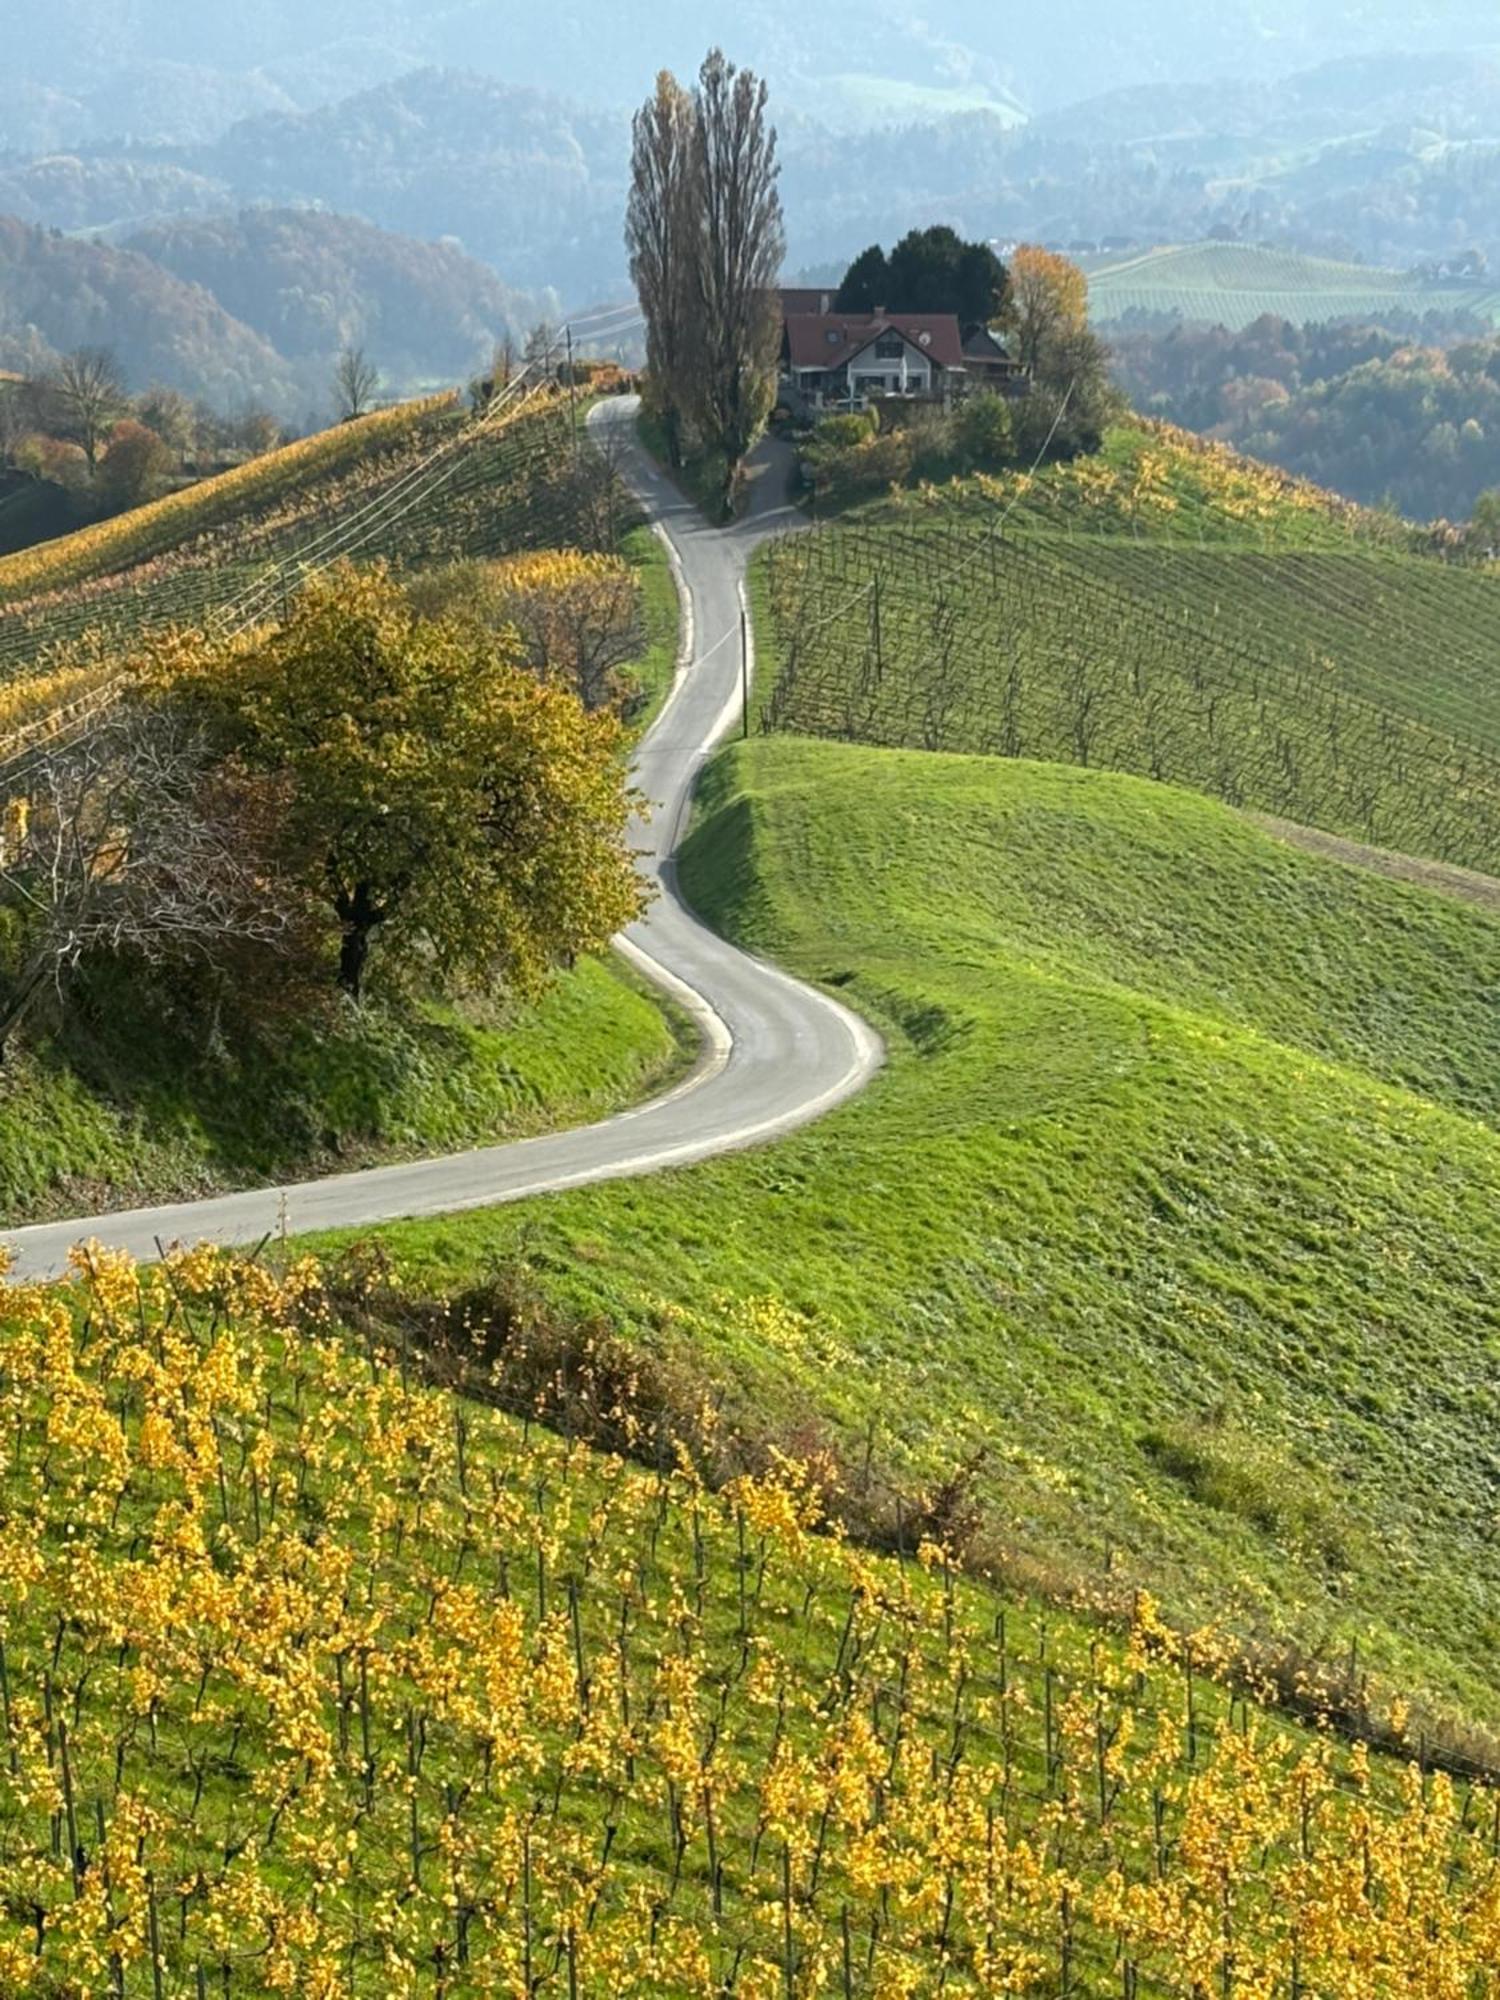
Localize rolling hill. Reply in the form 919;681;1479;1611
0;388;616;705
123;209;537;386
1085;241;1500;330
756;424;1500;875
0;215;298;410
0;206;537;420
332;735;1500;1729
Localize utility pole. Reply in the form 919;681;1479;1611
565;323;580;469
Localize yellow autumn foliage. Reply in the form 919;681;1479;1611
0;395;459;607
0;1244;1496;1994
408;548;643;710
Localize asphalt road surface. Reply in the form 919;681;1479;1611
2;399;882;1280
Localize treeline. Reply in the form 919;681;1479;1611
0;351;287;555
1112;316;1500;523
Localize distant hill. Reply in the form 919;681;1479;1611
0;217;297;410
201;70;629;293
0;156;230;235
1085;242;1500;331
0;207;536;419
124;209;537;386
7;0;1500;127
10;40;1500;304
1035;50;1500;149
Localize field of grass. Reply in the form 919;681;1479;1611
0;1241;1494;1995
0;952;688;1224
1085;240;1500;330
316;739;1500;1731
757;428;1500;873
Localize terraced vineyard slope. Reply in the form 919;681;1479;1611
760;426;1500;872
1;1241;1496;1995
0;386;612;745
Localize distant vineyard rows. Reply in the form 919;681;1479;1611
1085;245;1500;330
763;515;1500;875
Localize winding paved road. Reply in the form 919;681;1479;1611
2;399;882;1280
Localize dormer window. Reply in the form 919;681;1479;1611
874;334;905;359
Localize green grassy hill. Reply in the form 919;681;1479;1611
1086;240;1500;330
329;738;1500;1729
760;426;1500;873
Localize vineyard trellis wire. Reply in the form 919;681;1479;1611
761;509;1500;877
0;310;645;785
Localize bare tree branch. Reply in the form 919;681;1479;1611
0;705;291;1059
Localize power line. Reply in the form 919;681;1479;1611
0;309;646;779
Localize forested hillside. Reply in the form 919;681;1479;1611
12;48;1500;301
1112;316;1500;520
125;209;538;386
0;209;539;420
0;218;296;410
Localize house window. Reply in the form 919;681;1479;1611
874;335;904;359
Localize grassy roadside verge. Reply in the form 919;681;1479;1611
314;736;1500;1729
0;951;695;1225
619;520;680;730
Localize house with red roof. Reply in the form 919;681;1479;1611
777;289;1027;416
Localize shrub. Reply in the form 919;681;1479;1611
955;391;1016;471
1143;1417;1358;1568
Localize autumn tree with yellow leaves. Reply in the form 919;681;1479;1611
165;564;645;998
407;549;644;712
1001;245;1118;459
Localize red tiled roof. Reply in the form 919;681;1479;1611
784;313;967;371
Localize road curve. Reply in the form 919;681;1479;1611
2;399;882;1280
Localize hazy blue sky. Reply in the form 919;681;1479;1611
7;0;1499;125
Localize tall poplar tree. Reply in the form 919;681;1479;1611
625;71;697;469
627;49;784;511
688;49;784;509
